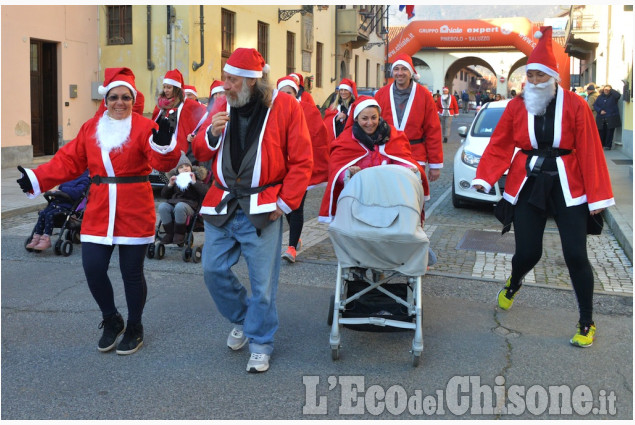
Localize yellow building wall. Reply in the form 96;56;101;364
1;5;99;151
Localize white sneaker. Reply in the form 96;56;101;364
227;327;248;351
247;352;270;373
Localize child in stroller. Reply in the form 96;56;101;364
25;170;90;252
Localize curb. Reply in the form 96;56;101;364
1;203;46;220
604;208;633;262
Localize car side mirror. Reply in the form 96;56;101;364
457;126;468;138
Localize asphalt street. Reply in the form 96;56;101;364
1;111;632;420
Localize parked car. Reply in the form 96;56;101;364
452;99;517;208
318;87;379;117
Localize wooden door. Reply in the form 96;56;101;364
30;40;58;156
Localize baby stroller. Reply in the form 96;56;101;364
327;165;429;366
147;208;204;263
24;189;88;257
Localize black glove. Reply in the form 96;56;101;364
152;116;175;146
16;165;33;193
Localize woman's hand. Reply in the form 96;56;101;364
472;184;485;193
336;112;347;122
590;208;604;216
347;165;361;177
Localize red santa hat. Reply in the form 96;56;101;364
224;48;270;78
276;76;299;94
97;67;138;99
391;54;420;81
338;78;358;97
288;73;304;86
209;80;224;97
526;26;559;80
183;84;198;97
442;86;449;92
163;69;184;89
352;95;381;120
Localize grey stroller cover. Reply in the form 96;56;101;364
328;164;429;276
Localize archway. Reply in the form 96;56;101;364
388;17;570;89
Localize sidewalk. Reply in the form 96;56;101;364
1;150;633;262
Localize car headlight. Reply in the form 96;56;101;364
461;150;481;167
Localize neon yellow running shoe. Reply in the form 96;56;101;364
497;277;520;310
570;323;596;348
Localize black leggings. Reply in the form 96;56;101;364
510;178;594;325
285;192;307;249
82;243;148;324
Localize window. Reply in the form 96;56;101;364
221;8;235;71
107;5;132;45
257;21;269;63
460;70;464;80
366;59;370;87
286;32;295;75
316;42;323;88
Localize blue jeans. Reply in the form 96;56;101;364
202;210;282;355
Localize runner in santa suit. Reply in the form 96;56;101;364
151;69;206;160
323;78;357;144
374;54;443;184
276;76;329;263
16;67;182;356
472;27;615;348
319;96;427;223
288;72;316;107
95;90;145;116
436;86;459;143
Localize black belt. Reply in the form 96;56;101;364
409;137;425;145
91;175;150;185
521;148;572;158
213;180;282;213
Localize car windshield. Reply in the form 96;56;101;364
471;107;505;137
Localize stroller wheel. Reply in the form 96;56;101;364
331;347;340;361
54;239;63;255
327;295;335;326
192;245;202;263
156;243;165;260
412;352;421;367
24;236;34;252
61;240;73;257
71;230;81;244
182;247;192;262
146;243;155;259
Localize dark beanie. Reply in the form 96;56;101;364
177;152;192;168
587;84;595;90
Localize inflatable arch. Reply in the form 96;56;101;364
388;17;570;89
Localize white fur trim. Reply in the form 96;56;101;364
391;59;415;77
338;84;353;94
81;235;154;245
262;63;270;74
24;168;41;199
210;86;225;96
534;30;543;39
184;88;198;97
98;81;137;99
223;63;263;78
100;149;117;244
389;82;416;131
471;178;491;193
353;99;380;119
163;78;182;88
276;198;292;214
149;131;178;153
277;80;299;93
526;63;559;79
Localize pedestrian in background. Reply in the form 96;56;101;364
436;86;459;143
593;84;621;150
461;90;470;113
585;84;599;118
324;78;357;144
472;27;614;348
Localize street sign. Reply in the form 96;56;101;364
500;76;505;83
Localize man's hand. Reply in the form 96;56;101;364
269;206;284;221
210;111;230;137
428;168;441;182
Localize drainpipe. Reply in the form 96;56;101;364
332;7;339;82
166;5;173;70
147;6;155;70
192;6;204;71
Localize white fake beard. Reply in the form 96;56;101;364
175;171;193;191
226;81;252;108
96;114;132;152
523;78;557;116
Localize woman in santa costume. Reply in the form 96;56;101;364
288;72;316;106
152;69;206;161
16;67;182;355
472;27;615;348
323;78;357;144
276;76;329;263
319;96;428;224
436;86;459;143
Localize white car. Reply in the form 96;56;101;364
452;99;515;208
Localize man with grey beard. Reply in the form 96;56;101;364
472;27;614;348
191;48;313;373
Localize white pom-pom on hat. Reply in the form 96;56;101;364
262;63;270;74
534;30;543;39
413;73;420;81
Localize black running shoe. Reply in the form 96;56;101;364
97;313;125;352
116;323;144;355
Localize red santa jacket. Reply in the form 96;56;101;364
323;103;351;145
436;94;459;116
375;83;443;168
318;124;429;223
25;113;181;245
473;86;615;210
192;91;313;216
152;98;206;154
298;96;329;187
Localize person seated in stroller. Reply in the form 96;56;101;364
318;96;430;279
158;153;210;245
26;170;90;251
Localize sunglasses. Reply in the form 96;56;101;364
107;95;134;102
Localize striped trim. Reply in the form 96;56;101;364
223;63;262;78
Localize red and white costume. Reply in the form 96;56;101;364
192;91;313;216
374;83;443;169
324;78;357;145
151;98;205;154
436;93;459;116
472;86;615;211
23;112;181;245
